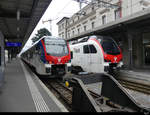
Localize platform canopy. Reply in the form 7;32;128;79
0;0;52;48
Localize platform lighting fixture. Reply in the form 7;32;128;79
5;39;8;42
146;45;150;48
17;27;20;32
17;10;20;21
17;34;20;38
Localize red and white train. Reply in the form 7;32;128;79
21;36;71;77
70;35;123;73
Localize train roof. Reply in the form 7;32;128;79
23;36;46;52
70;35;113;45
22;36;65;54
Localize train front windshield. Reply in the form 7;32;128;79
101;39;120;55
45;38;69;57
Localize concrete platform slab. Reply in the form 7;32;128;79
0;58;68;112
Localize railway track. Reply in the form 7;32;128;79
41;78;130;112
41;79;73;111
117;79;150;95
26;61;149;112
40;77;146;112
88;90;134;112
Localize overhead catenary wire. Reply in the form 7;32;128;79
54;0;73;20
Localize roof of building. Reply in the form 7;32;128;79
56;17;70;25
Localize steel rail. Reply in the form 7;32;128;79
117;79;150;95
42;80;73;111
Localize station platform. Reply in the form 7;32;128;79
0;58;68;112
115;69;150;86
114;69;150;108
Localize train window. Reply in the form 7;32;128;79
71;51;73;59
89;45;97;53
35;45;40;51
102;39;120;55
83;45;90;54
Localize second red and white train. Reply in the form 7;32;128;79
69;35;123;73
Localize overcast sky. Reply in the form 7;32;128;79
23;0;87;48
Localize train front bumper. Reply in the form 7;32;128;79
104;61;123;72
66;63;72;72
45;64;51;73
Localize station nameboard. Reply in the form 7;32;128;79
6;42;22;47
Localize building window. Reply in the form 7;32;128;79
72;31;74;36
91;6;94;11
84;25;87;31
68;33;70;38
78;16;80;20
114;8;121;20
102;15;106;25
59;25;61;31
78;28;80;34
91;22;95;29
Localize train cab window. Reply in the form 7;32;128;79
83;45;90;54
89;45;97;53
101;39;120;55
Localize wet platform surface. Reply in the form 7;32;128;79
0;58;67;112
119;69;150;81
114;69;150;108
125;88;150;108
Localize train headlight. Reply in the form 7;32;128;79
104;62;109;66
119;61;123;67
45;64;51;68
49;61;52;64
117;61;123;67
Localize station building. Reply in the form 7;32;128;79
57;0;150;70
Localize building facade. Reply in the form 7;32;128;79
57;0;150;40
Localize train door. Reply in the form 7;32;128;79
89;44;104;73
83;45;91;72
